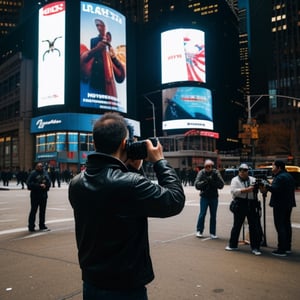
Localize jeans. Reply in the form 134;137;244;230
83;282;148;300
196;196;218;235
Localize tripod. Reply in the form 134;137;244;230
253;187;268;247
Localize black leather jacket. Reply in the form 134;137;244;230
194;169;224;198
27;169;51;198
68;153;185;290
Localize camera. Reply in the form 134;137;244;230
252;178;269;193
127;137;158;160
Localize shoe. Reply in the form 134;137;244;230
28;228;36;233
252;249;262;256
225;246;238;251
210;234;218;239
271;250;287;257
196;231;203;238
40;227;50;232
286;250;292;254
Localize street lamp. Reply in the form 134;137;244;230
144;95;156;137
143;90;161;138
246;94;300;123
244;94;300;166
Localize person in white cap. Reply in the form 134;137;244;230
225;163;262;255
194;159;225;239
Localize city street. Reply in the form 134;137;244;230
0;181;299;299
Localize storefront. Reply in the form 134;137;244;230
30;112;140;174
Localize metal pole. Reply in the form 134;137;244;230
144;95;156;137
247;95;251;124
261;192;268;247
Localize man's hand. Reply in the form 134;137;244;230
145;139;164;163
96;40;108;50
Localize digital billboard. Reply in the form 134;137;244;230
162;87;213;130
80;2;127;113
161;28;206;84
38;1;66;108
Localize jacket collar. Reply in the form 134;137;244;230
86;152;128;172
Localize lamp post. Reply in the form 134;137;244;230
245;94;300;166
246;94;300;122
143;90;161;138
144;95;156;137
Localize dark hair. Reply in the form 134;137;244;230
274;160;286;170
93;112;128;154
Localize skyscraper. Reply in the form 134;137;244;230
0;1;23;39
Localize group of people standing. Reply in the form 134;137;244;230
20;112;296;299
194;159;296;257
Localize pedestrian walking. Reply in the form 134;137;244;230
26;163;51;232
194;159;225;239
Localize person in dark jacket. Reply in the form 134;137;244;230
265;160;296;257
194;159;225;239
26;163;51;232
68;112;185;300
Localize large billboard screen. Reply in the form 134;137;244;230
161;28;206;84
162;86;213;130
38;1;66;108
80;2;127;113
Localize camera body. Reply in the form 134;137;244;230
252;178;269;193
127;137;158;160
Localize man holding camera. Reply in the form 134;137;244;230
68;112;185;299
265;160;296;257
194;159;225;239
225;163;262;256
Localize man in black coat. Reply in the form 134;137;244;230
26;163;51;232
266;160;296;256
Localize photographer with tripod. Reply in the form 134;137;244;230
225;163;263;256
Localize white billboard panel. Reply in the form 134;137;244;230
161;28;206;84
38;1;65;108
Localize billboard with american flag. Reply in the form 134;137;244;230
161;28;206;84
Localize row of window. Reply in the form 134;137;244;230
35;132;216;154
36;132;94;153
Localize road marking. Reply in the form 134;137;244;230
153;232;195;243
0;219;17;223
0;218;74;236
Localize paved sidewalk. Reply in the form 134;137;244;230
0;185;299;299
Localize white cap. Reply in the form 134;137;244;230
238;163;249;170
204;159;214;166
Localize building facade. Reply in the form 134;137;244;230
0;52;33;172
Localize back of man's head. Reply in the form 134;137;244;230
93;112;127;154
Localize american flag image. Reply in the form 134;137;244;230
183;37;206;83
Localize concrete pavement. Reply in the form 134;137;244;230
0;182;300;299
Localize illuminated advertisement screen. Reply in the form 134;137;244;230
80;2;127;113
38;1;65;108
162;87;213;130
161;28;206;84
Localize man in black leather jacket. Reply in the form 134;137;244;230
68;112;185;300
